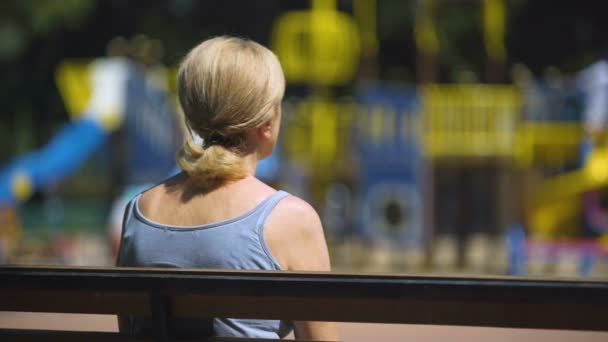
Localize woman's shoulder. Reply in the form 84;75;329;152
136;183;167;214
264;193;330;271
137;173;185;204
137;175;279;225
272;194;319;222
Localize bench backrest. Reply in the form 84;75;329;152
1;266;608;341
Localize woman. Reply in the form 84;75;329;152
116;36;338;340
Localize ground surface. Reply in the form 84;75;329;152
1;312;607;341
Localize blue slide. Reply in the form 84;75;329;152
0;117;107;206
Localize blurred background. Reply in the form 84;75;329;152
1;0;608;279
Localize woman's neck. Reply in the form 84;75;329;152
241;151;259;177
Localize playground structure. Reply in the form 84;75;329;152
272;0;608;275
420;83;608;276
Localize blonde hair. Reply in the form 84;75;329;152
176;36;285;186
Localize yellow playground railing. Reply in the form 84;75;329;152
420;84;584;166
421;84;523;160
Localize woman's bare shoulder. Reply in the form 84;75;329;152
136;185;160;213
140;172;182;193
265;194;330;271
137;173;188;215
272;195;321;231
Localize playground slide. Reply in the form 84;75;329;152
510;139;608;276
0;58;129;206
581;141;608;234
531;148;608;205
529;138;608;234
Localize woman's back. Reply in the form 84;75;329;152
117;176;292;338
134;174;277;228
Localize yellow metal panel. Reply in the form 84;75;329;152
271;9;360;86
420;84;522;159
55;61;93;119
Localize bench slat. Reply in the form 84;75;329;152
1;266;607;331
0;290;149;315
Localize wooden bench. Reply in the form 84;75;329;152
1;265;607;341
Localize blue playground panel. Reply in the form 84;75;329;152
355;85;424;247
124;67;181;185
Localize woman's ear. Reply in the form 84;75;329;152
257;119;273;140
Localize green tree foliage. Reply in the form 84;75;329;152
0;0;94;61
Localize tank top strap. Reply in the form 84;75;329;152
125;194;141;224
255;191;291;226
116;194;140;266
255;190;291;270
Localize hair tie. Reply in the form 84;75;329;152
203;131;242;149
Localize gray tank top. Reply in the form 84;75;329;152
117;190;293;339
